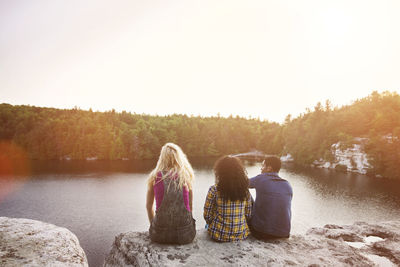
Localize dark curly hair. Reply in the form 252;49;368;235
214;156;249;201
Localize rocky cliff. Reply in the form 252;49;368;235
0;217;88;267
104;221;400;266
308;138;374;175
281;138;373;175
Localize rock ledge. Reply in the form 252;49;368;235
0;217;88;267
104;221;400;266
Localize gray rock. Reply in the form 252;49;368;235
0;217;88;267
104;221;400;266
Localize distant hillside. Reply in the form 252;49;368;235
0;104;282;160
1;91;399;178
282;91;400;178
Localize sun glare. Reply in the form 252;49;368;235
0;141;31;203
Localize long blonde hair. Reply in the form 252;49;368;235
148;143;194;190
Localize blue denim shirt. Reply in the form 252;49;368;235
249;172;293;237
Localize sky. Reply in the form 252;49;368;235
1;0;399;123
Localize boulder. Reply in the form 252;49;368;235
0;217;88;267
104;221;400;266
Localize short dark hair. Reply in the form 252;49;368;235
214;156;249;201
264;156;281;172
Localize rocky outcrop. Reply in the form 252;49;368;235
312;138;372;175
0;217;88;267
104;221;400;266
280;154;294;162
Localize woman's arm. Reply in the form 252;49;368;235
203;185;217;225
189;188;193;212
146;184;155;223
245;191;253;222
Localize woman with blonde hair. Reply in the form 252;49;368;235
146;143;196;244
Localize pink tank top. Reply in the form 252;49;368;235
154;171;191;212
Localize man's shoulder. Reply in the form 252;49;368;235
260;172;282;180
251;173;292;186
266;173;292;189
274;176;293;194
274;175;292;186
250;173;265;179
275;175;290;182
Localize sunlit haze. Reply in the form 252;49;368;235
1;0;399;122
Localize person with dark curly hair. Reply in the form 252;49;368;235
203;156;253;242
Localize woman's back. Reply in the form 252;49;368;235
146;143;196;245
203;155;253;242
204;184;252;242
152;172;192;228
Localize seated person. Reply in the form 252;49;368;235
203;156;253;242
249;156;293;239
146;143;196;244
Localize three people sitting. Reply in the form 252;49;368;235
146;143;293;244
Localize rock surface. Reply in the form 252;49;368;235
104;221;400;266
0;217;88;267
311;138;372;175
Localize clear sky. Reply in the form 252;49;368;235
1;0;399;123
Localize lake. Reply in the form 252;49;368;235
1;159;400;267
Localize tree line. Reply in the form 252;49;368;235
282;91;400;179
1;91;399;178
0;104;282;161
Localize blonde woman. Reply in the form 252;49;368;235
146;143;196;244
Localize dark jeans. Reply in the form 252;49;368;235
249;224;289;240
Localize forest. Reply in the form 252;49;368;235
282;91;400;178
1;91;399;178
0;104;283;160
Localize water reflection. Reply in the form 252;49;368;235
282;164;400;234
0;160;399;267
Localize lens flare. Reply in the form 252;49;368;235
0;141;31;203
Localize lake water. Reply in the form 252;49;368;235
1;159;400;267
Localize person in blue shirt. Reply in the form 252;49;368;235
249;156;293;239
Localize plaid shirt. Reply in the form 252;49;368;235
203;185;253;242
